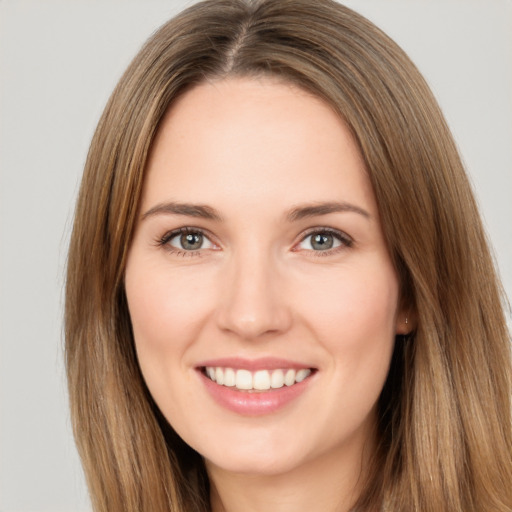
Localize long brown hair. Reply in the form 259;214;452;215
65;1;512;510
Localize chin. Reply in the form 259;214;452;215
204;448;305;477
182;423;306;477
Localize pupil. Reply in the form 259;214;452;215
181;233;202;250
312;233;333;250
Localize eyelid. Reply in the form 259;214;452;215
293;227;353;253
155;225;352;257
157;226;219;256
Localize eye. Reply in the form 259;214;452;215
296;229;352;252
160;228;215;253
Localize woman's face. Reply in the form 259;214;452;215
125;78;406;478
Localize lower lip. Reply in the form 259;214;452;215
199;371;313;416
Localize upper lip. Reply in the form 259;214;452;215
196;357;315;371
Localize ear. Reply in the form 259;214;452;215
395;310;416;335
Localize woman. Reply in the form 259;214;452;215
65;0;512;511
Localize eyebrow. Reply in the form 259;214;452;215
141;200;370;223
141;202;223;221
286;201;371;222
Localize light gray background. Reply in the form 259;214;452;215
1;1;511;511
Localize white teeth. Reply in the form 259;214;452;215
270;369;285;389
215;367;224;385
224;367;236;387
284;369;296;386
295;368;311;383
236;369;253;390
253;370;271;390
204;367;312;391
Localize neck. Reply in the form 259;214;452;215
206;430;377;512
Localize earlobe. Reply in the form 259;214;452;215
396;312;415;335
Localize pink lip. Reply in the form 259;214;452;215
196;357;313;371
196;358;316;416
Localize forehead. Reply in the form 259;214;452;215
142;77;376;215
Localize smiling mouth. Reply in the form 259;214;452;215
202;367;314;392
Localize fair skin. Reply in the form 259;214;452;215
125;77;408;512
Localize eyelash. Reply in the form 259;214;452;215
297;227;353;257
156;226;353;257
156;227;214;258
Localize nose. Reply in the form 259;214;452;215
215;248;292;340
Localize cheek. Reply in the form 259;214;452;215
299;264;399;431
124;259;215;366
297;261;398;334
293;260;399;384
124;259;219;426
